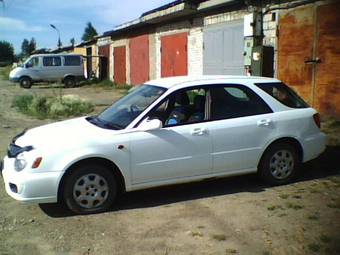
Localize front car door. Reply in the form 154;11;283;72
129;86;212;185
207;84;275;174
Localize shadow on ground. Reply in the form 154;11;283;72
39;145;340;218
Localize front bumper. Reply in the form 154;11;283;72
9;77;20;83
1;156;63;203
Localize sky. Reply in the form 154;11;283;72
0;0;172;53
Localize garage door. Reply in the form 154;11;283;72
114;46;126;85
130;35;150;85
278;2;340;118
98;45;110;80
203;20;244;75
161;32;188;78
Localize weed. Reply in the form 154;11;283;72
278;213;287;217
292;195;302;199
307;243;321;252
310;188;321;194
285;202;304;210
197;225;205;229
191;231;203;237
212;234;227;241
225;248;238;254
279;194;289;199
267;205;284;211
0;66;12;79
327;197;340;209
12;94;94;119
307;213;320;221
320;234;331;244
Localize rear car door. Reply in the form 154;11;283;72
129;87;212;184
207;84;275;173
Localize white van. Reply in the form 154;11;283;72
9;54;85;88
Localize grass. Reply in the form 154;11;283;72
320;234;331;244
285;202;304;210
327;197;340;209
12;94;94;119
225;248;238;254
307;243;321;253
278;194;289;199
307;213;320;221
0;66;12;80
267;205;284;211
83;79;132;91
212;234;227;241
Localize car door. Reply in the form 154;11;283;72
129;87;212;184
25;56;41;80
207;84;275;174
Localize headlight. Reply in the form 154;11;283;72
14;154;27;171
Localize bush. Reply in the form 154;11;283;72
0;66;12;79
12;94;94;119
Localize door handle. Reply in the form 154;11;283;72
190;127;208;136
257;119;272;127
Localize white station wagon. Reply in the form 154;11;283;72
1;76;326;214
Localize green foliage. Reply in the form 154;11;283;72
81;22;98;41
21;37;36;57
12;94;94;119
0;41;14;64
0;66;12;79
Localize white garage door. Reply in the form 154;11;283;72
203;19;244;75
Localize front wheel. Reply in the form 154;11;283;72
19;77;32;89
258;143;299;185
64;76;76;88
63;164;117;214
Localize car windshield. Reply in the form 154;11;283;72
91;85;166;130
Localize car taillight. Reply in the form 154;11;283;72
313;113;321;129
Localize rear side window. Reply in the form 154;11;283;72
256;82;309;108
43;57;61;67
64;56;81;66
210;85;272;120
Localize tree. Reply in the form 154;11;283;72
81;22;98;41
0;40;14;63
29;37;36;54
21;39;30;57
70;38;75;47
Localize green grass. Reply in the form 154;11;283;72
12;94;94;119
307;213;320;221
327;197;340;209
307;243;321;253
320;234;331;244
285;202;304;210
278;194;289;199
267;205;284;211
83;79;132;91
212;234;227;241
0;66;12;80
225;248;238;254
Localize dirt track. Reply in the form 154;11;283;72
0;71;340;255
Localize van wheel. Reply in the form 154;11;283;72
258;143;299;185
63;164;117;214
64;77;76;88
20;77;32;89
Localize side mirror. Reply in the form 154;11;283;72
138;118;162;131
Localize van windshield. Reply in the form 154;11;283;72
88;85;166;130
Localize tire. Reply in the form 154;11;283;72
19;77;32;89
63;164;117;214
258;143;299;185
64;76;76;88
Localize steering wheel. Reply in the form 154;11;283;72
130;104;140;116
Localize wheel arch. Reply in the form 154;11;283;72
62;74;76;83
19;75;32;81
57;157;126;203
258;137;304;170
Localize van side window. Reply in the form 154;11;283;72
43;57;61;67
64;56;81;66
26;57;39;68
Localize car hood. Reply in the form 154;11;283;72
15;117;110;149
9;67;23;77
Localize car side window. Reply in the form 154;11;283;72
43;57;61;67
64;56;81;66
147;87;207;127
210;85;272;120
26;57;39;68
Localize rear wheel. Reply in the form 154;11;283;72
19;77;32;89
258;143;299;185
63;164;117;214
64;76;76;88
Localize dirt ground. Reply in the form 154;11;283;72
0;71;339;255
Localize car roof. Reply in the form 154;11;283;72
146;75;281;89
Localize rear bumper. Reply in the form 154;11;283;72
1;156;63;203
302;132;327;162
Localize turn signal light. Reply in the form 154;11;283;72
313;113;321;129
32;157;42;169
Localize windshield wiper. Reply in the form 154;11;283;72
86;116;123;130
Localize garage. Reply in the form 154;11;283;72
98;45;110;80
161;32;188;78
113;46;126;85
278;1;340;118
130;34;150;85
203;20;244;75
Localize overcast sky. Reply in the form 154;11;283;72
0;0;171;53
